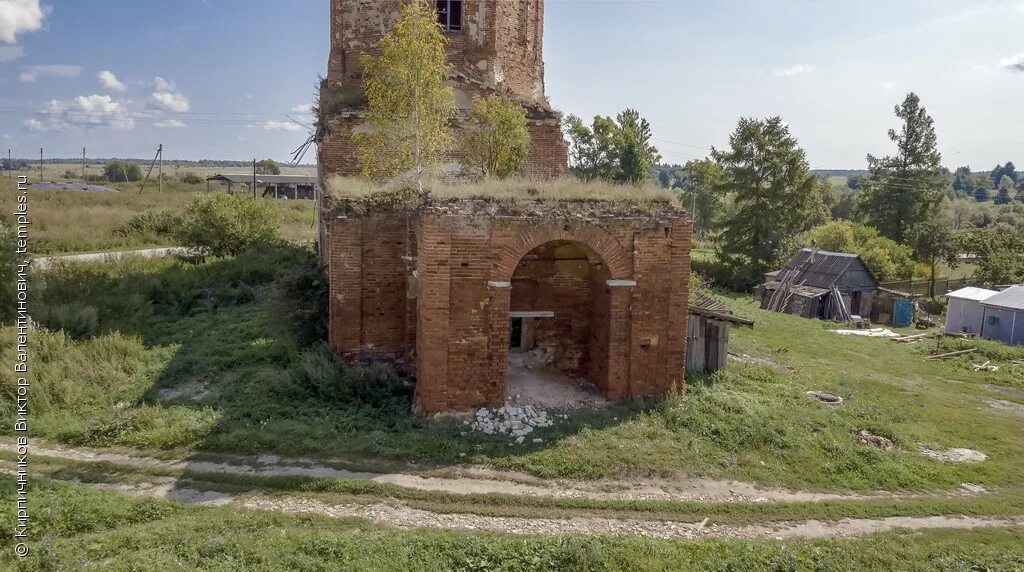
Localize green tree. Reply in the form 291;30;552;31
103;161;142;182
846;175;862;190
859;93;945;244
255;159;281;175
990;161;1017;187
994;187;1013;205
974;186;990;202
657;169;672;188
803;220;914;281
564;114;619;182
951;166;972;193
675;159;723;238
564;109;660;184
174;194;281;257
713;116;819;288
910;217;960;297
614;109;660;185
356;1;456;188
462;94;530;179
961;224;1024;285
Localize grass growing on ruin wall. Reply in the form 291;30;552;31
325;175;681;214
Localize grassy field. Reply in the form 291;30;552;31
4;246;1023;493
3;477;1024;571
0;165;316;255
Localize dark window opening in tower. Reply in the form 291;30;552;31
436;0;462;32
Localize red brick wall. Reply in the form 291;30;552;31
328;0;545;106
325;203;692;415
320;0;567;178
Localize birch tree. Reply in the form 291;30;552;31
356;1;456;190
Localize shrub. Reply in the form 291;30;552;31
115;210;183;238
180;172;203;185
173;194;281;257
293;345;410;408
0;220;19;323
255;159;281;175
103;161;142;182
276;251;329;346
33;303;100;339
463;94;530;179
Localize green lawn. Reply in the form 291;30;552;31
4;478;1024;571
4;247;1023;493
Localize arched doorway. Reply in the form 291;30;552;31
506;240;611;404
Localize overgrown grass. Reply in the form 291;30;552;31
4;248;1024;492
326;176;680;211
0;177;315;255
3;477;1024;571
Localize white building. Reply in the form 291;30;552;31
945;287;997;335
980;285;1024;346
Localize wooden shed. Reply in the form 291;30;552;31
760;248;879;321
687;292;755;373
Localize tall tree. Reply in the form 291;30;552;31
962;224;1024;285
859;93;945;244
675;158;723;238
255;159;281;175
564;110;660;185
462;94;530;179
614;109;660;185
564;114;620;182
356;1;456;189
910;217;960;298
713;116;818;288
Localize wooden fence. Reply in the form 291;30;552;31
878;277;973;297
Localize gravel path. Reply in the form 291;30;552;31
6;440;951;504
50;476;1024;541
240;497;1024;540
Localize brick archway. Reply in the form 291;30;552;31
486;223;635;403
493;223;632;283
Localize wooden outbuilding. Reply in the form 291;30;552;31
760;248;879;321
687;292;755;373
206;174;317;200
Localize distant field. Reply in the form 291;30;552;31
0;164;317;255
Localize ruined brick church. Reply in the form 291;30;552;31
318;0;692;416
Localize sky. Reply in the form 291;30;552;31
0;0;1022;169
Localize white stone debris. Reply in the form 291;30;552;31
469;405;555;443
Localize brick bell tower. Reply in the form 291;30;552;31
319;0;568;177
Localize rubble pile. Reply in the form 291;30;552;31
467;405;561;444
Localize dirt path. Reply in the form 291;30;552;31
54;476;1024;541
5;440;956;504
31;247;190;269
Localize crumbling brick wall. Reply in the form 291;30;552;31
325;201;692;415
319;0;568;178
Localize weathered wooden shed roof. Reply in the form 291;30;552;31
775;248;878;290
690;292;755;327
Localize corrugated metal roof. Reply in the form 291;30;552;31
773;248;877;289
207;174;317;185
981;285;1024;311
946;287;998;302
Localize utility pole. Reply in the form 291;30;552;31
252;159;257;199
158;144;163;193
82;147;86;180
39;148;43;182
7;149;10;178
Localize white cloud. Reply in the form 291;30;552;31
773;64;814;77
19;63;80;82
291;103;313;113
155;119;186;128
24;94;135;131
0;0;48;44
880;81;898;90
150;76;190;112
256;120;303;132
1000;53;1024;72
97;70;126;91
0;44;23;63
